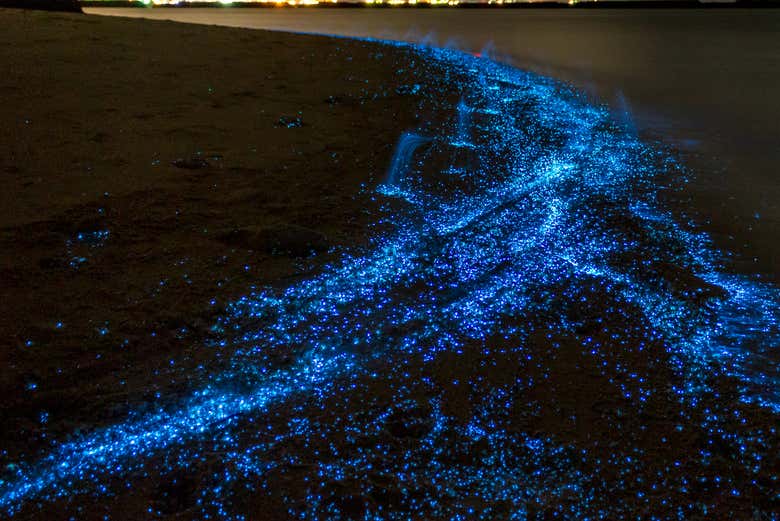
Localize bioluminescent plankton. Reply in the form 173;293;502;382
2;41;778;520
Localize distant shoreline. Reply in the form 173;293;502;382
5;0;778;14
79;1;780;9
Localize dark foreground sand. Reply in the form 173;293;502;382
0;6;454;468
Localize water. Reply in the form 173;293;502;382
88;6;780;275
454;98;471;146
383;132;431;189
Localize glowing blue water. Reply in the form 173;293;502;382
1;41;778;519
454;98;471;146
383;131;431;191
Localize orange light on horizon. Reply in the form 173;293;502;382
132;0;471;5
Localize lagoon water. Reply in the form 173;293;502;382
90;7;780;275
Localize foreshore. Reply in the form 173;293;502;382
87;5;780;281
1;7;778;520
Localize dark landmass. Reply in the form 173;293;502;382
0;0;81;11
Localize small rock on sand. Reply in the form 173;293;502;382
171;157;210;170
275;115;303;128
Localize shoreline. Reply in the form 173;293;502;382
86;5;780;281
79;1;780;9
2;8;779;520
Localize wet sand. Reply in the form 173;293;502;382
0;4;455;475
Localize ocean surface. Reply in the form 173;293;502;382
88;7;780;276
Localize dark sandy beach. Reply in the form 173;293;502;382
1;8;779;521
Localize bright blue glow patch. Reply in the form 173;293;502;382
74;230;110;245
1;41;778;519
383;132;432;191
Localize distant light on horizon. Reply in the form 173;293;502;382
92;0;741;6
113;0;607;6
